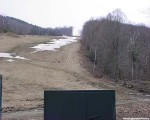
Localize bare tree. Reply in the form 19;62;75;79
81;9;150;82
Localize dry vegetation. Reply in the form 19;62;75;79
0;33;149;120
81;9;150;93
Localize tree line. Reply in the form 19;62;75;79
81;9;150;81
0;15;73;36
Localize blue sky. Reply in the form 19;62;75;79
0;0;150;35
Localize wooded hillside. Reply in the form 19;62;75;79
81;9;150;82
0;15;73;36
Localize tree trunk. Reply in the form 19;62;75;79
131;61;134;80
93;46;97;74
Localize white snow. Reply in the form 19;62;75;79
14;56;27;60
0;53;13;58
6;59;15;62
31;36;77;52
0;53;28;61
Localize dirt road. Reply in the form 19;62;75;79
0;34;150;120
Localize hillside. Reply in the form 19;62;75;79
0;15;73;36
0;9;150;120
0;34;149;120
81;9;150;94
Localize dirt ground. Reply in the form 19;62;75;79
0;33;150;120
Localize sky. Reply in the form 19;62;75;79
0;0;150;35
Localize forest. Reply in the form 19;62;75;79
0;15;73;36
81;9;150;82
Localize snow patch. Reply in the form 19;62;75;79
6;59;15;62
14;56;27;60
0;53;13;58
31;36;77;52
0;53;28;61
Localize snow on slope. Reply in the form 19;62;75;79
31;36;77;52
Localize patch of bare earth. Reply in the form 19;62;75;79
0;35;149;120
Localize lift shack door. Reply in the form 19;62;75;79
44;90;116;120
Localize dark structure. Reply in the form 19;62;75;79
44;90;116;120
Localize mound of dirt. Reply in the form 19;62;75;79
5;32;21;38
122;80;150;93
